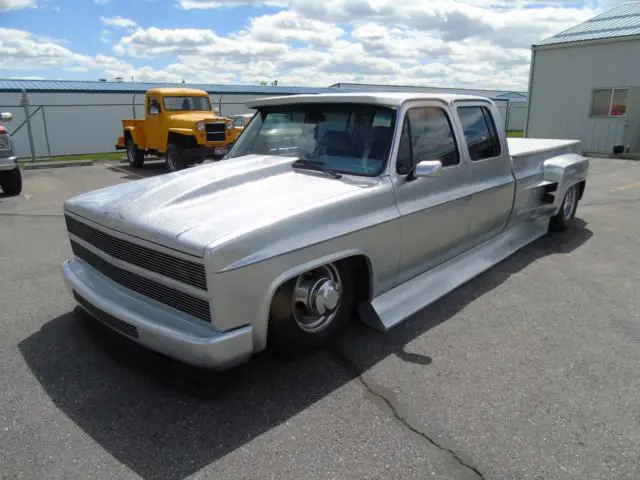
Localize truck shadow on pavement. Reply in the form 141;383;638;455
18;219;593;480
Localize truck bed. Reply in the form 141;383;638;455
507;138;581;158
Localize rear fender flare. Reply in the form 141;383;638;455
543;153;589;211
124;126;145;150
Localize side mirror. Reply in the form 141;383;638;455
408;160;443;181
0;112;12;123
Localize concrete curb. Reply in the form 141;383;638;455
22;160;94;170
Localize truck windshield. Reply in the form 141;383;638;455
163;96;212;112
225;103;396;176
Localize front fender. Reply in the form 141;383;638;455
168;128;196;136
210;247;379;352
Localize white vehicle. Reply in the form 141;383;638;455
0;112;21;196
60;92;588;371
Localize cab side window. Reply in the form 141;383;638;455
148;98;161;116
457;106;502;160
396;106;460;174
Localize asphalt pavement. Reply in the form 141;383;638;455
1;157;640;479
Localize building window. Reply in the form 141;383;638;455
590;88;628;117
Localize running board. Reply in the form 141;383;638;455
359;218;550;333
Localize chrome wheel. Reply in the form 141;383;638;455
291;263;342;333
563;185;577;221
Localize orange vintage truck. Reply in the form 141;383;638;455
116;88;235;172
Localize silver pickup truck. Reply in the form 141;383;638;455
60;92;589;370
0;113;21;196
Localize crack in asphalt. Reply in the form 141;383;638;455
331;346;485;480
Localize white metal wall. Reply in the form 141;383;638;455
526;38;640;154
0;91;287;157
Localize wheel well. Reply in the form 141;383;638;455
338;255;372;304
577;180;586;200
168;132;199;149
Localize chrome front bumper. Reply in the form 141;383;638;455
61;259;254;370
0;155;17;171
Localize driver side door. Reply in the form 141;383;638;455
145;95;164;150
393;103;473;285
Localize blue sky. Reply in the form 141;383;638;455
0;0;629;89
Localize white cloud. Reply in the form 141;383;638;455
94;0;110;5
114;27;288;58
0;0;630;91
100;16;137;29
0;0;36;11
178;0;287;9
244;11;344;47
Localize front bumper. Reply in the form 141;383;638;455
61;259;254;370
186;145;229;158
0;155;18;171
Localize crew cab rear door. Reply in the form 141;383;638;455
454;101;515;246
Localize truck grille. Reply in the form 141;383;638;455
74;290;139;339
205;122;226;142
71;241;212;322
65;214;207;290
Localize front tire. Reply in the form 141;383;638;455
126;137;144;169
0;166;22;195
268;262;355;358
549;184;578;232
166;143;186;172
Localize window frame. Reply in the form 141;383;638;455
589;87;629;118
395;105;461;175
225;103;399;177
147;96;162;116
456;105;503;162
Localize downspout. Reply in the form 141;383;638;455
524;45;537;138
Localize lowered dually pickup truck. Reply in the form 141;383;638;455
60;92;589;370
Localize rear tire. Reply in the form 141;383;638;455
0;166;22;195
549;184;578;232
126;137;144;169
166;143;186;172
268;262;355;358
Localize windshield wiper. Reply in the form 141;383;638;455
291;159;342;179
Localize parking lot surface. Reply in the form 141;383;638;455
2;157;640;480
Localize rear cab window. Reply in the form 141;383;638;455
396;106;460;174
457;106;502;160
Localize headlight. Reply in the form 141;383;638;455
226;122;233;130
196;121;206;132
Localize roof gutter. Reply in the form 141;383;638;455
534;32;640;51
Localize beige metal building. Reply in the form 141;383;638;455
526;2;640;155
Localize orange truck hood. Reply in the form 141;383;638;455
169;112;227;123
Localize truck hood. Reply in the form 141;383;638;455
169;112;226;124
64;155;376;257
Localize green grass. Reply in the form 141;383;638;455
507;130;524;138
18;151;126;165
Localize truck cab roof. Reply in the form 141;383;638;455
246;92;494;109
146;88;210;97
